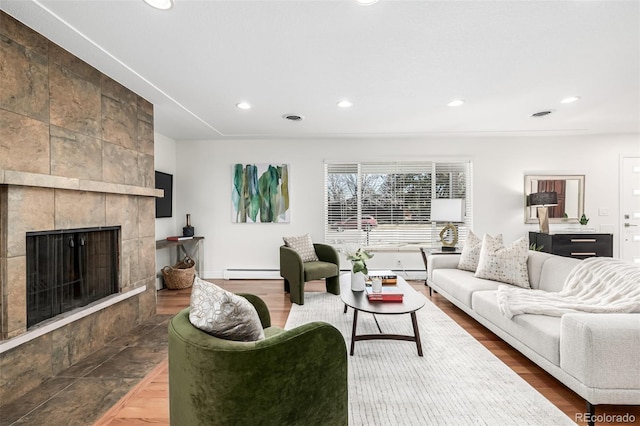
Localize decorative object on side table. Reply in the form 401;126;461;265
431;198;466;251
346;247;373;291
527;191;558;234
183;213;195;237
579;213;590;229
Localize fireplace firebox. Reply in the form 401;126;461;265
26;226;120;328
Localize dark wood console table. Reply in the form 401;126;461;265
156;237;204;279
529;232;612;259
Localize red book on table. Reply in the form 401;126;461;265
365;286;404;302
166;236;193;241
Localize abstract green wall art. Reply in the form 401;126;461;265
232;163;290;223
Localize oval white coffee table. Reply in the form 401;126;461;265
340;273;426;356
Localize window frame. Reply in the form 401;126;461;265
324;159;473;251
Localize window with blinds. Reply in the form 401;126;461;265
324;160;473;249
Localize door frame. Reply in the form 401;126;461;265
619;155;640;262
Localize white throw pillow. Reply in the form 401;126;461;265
458;232;503;272
474;235;530;288
283;234;319;262
189;277;265;341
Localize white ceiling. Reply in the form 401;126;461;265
3;0;639;141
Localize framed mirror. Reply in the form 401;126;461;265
524;174;585;224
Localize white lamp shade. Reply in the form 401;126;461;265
431;199;465;222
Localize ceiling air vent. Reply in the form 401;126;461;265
531;110;552;118
283;114;304;121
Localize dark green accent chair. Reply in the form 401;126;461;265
280;243;340;305
168;294;348;426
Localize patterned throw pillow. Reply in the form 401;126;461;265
283;234;319;262
457;231;503;272
189;277;265;341
474;235;530;288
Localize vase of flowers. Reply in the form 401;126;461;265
346;247;373;291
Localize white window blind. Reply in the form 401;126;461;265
324;160;473;250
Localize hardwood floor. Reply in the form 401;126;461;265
94;280;638;425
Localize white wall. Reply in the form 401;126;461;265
174;134;639;279
154;132;178;286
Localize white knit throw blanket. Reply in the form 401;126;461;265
497;257;640;319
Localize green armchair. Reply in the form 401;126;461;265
280;243;340;305
168;294;348;426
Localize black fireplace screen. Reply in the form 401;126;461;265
26;226;120;328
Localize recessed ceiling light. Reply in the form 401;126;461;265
447;99;464;107
143;0;174;10
236;102;252;110
560;96;581;104
355;0;379;5
337;100;353;108
532;110;553;117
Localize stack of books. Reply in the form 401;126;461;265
368;273;398;285
366;286;404;302
166;236;193;241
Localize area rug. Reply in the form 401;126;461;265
285;292;574;426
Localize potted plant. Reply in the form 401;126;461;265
579;214;589;229
346;247;374;291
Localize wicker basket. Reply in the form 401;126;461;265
162;256;196;289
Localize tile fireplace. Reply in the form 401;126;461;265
0;11;160;406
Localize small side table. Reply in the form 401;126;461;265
156;237;204;282
419;247;461;296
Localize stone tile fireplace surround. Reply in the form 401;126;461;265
0;12;161;404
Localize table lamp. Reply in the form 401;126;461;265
431;199;465;251
527;191;558;234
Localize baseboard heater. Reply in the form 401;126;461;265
224;269;282;280
223;269;426;281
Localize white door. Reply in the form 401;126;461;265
620;156;640;263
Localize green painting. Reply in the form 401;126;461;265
232;163;290;223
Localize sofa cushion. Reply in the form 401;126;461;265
431;269;501;308
189;277;265;341
525;250;551;290
538;255;581;293
475;235;530;288
472;290;561;365
283;234;319;262
458;231;502;272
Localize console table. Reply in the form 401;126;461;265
156;237;204;282
528;232;612;259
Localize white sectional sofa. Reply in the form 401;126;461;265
426;250;640;423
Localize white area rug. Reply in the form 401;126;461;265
285;292;575;426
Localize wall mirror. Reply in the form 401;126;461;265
524;174;585;224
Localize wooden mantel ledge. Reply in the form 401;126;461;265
0;168;163;198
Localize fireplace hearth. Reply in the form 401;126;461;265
26;227;120;328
